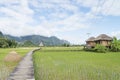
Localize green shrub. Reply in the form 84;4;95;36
62;43;70;47
94;44;108;53
110;37;120;52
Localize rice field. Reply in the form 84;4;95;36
0;48;34;80
33;47;120;80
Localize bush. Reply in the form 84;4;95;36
94;44;108;53
110;37;120;52
62;43;70;47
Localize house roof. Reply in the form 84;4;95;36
95;34;113;41
86;37;95;42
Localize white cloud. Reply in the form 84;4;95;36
76;0;120;16
76;0;99;7
35;0;70;4
111;31;120;38
101;0;120;16
0;0;19;4
38;14;89;33
0;0;120;43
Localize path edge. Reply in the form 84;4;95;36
7;48;40;80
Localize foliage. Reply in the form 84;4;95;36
94;44;108;53
62;43;70;47
0;38;9;48
22;40;36;47
111;37;120;52
6;39;17;48
0;38;17;48
0;31;3;37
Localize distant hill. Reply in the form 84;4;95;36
1;31;70;46
0;31;3;37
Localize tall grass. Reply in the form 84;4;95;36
33;47;120;80
0;48;33;80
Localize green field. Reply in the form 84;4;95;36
0;48;34;79
33;47;120;80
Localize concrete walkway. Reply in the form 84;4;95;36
7;49;39;80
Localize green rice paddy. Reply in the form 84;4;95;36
33;47;120;80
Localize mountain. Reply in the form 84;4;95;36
0;31;4;37
4;34;70;46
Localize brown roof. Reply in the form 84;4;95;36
95;34;113;41
86;37;95;42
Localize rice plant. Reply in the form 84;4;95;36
33;47;120;80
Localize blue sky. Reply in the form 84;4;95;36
0;0;120;44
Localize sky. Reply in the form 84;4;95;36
0;0;120;44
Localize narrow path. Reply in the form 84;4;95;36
7;49;40;80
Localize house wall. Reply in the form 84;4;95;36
86;40;112;48
101;41;107;46
87;41;95;46
97;40;111;46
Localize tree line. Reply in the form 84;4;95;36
0;38;17;48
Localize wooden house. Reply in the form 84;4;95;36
86;37;96;48
85;34;113;48
95;34;113;47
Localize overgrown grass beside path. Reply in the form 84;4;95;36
0;48;34;80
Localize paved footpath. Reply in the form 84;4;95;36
7;49;39;80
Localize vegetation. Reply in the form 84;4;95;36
0;38;17;48
94;44;108;53
62;43;70;47
33;47;120;80
85;37;120;53
5;34;70;46
111;37;120;52
22;40;36;47
40;46;83;51
0;31;70;47
0;48;33;79
0;31;3;37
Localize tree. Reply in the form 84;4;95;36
111;37;120;52
0;31;3;38
0;38;17;48
62;43;70;47
23;40;36;47
0;38;9;48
